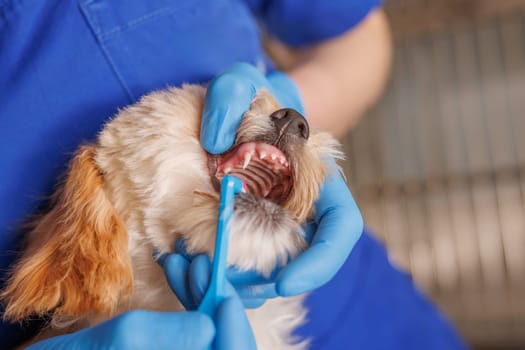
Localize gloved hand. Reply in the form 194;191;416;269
27;256;256;350
201;62;304;154
200;63;364;300
26;311;214;350
159;253;257;350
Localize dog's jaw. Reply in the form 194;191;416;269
175;190;305;276
229;194;305;275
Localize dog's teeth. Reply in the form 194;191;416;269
270;154;277;161
242;153;252;169
224;167;232;174
279;156;286;165
259;151;267;160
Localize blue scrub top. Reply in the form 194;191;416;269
0;0;466;348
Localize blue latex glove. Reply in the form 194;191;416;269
159;254;257;350
27;256;255;350
200;63;364;298
26;311;214;350
201;62;304;154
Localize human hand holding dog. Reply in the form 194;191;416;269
27;255;255;350
201;63;364;299
159;254;257;349
201;62;304;154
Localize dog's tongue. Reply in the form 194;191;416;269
214;143;292;204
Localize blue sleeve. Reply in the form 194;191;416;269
295;231;468;349
245;0;382;47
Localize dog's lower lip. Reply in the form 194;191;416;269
208;142;293;204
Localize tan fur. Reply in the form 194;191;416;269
1;85;342;349
1;146;133;325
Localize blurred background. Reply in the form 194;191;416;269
341;1;525;349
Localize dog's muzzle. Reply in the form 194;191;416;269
208;108;309;205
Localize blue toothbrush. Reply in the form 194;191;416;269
198;175;244;348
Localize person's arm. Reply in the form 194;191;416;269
285;9;392;137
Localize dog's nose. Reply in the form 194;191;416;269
270;108;309;140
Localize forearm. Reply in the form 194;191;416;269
287;9;392;137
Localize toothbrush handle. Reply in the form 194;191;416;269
198;175;243;349
213;175;243;300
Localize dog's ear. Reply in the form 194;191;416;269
1;146;133;324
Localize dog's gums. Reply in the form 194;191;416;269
209;142;293;204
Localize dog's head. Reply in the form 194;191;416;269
176;89;342;274
1;85;342;326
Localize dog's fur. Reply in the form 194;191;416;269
1;85;342;349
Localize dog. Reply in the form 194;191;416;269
1;85;342;349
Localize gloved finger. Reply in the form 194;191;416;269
162;254;198;310
188;255;242;302
243;298;267;309
235;282;279;300
110;311;215;349
267;71;304;114
188;255;266;309
188;254;213;305
201;63;268;154
27;311;215;350
215;297;257;350
175;238;196;260
276;168;363;296
225;264;280;286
